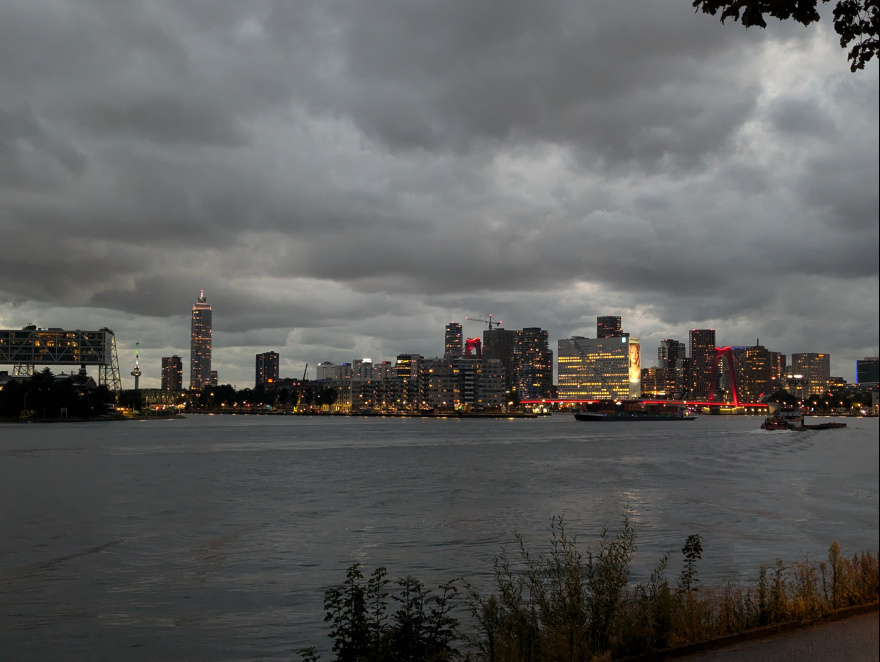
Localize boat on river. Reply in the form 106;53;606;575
760;408;846;431
761;408;804;430
574;400;696;421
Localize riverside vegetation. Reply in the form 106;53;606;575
299;512;879;661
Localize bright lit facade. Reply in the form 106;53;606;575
790;353;831;396
558;336;640;400
514;327;553;400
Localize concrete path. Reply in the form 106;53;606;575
676;611;878;662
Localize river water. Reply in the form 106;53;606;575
0;414;877;659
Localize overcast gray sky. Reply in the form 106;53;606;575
1;1;877;389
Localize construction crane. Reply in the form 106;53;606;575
465;314;503;330
298;363;308;410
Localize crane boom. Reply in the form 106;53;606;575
465;314;503;330
298;363;308;410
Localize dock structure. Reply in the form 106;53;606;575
0;325;122;392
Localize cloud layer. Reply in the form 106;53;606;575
1;1;877;387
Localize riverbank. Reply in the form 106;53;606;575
187;409;541;418
0;412;186;423
672;603;878;661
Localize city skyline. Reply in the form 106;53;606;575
0;3;876;390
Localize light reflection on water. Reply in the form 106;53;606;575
0;415;877;659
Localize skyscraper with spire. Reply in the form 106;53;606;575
190;290;212;391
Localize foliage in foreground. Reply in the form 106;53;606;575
300;564;461;662
303;515;879;661
692;0;879;71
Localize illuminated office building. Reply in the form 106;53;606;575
558;335;640;400
689;329;716;400
255;351;280;387
770;352;787;383
640;366;668;398
733;342;772;402
161;355;183;391
514;327;553;400
395;354;423;410
790;353;831;396
189;290;212;391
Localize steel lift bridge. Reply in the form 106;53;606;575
0;325;122;392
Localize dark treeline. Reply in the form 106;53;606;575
0;368;113;420
301;514;879;661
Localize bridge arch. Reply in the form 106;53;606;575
708;346;739;406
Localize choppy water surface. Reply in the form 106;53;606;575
1;415;877;659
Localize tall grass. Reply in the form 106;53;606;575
302;515;878;661
469;514;878;660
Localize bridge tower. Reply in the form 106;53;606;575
708;347;740;406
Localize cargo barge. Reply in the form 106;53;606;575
574;400;696;421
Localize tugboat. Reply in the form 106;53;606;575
761;407;804;430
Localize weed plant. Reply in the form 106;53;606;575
302;515;878;661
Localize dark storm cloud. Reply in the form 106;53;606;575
0;0;877;386
296;1;768;171
0;106;86;188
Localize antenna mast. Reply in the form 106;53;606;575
130;342;142;390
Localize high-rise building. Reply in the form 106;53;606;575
161;355;183;391
422;357;456;410
658;338;687;399
597;316;623;338
316;362;352;381
558;335;639;400
395;354;423;410
790;353;831;396
689;329;716;400
770;352;787;384
373;361;394;381
514;327;553;400
255;351;280;387
210;370;218;387
856;357;879;386
640;366;669;398
736;342;772;402
190;290;212;391
444;322;463;358
353;358;375;381
420;356;505;412
483;328;518;396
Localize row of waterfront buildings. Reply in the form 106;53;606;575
159;293;879;411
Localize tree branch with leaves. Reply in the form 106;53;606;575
693;0;879;70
